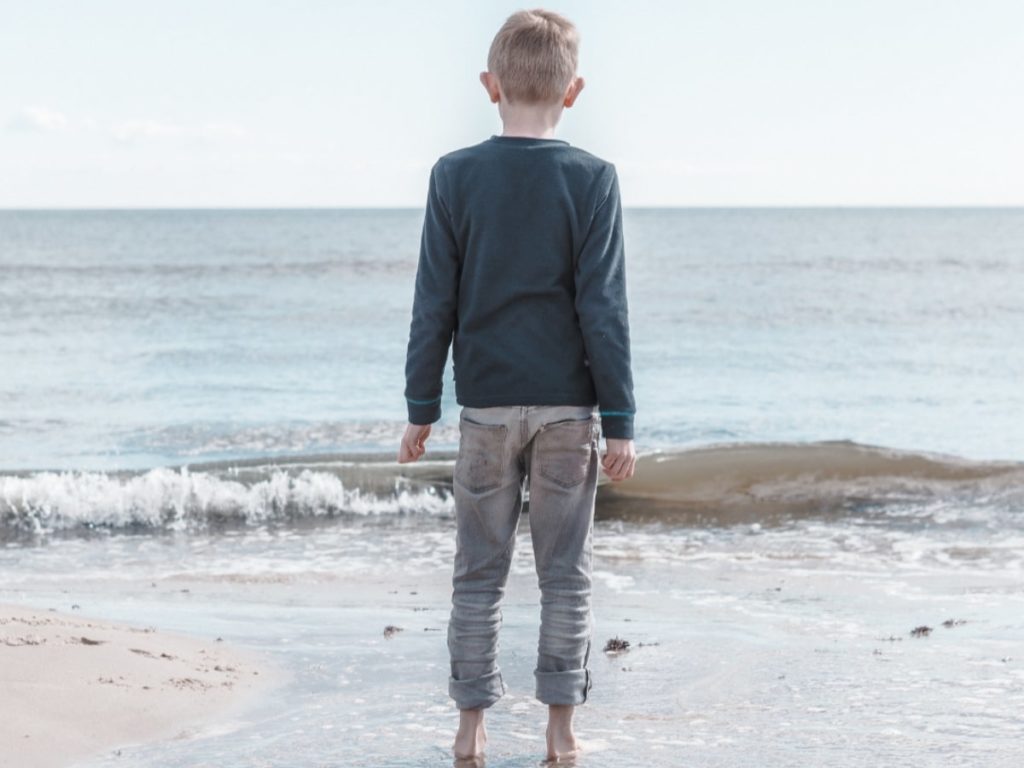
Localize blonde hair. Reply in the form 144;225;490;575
487;9;579;105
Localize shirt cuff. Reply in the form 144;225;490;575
598;411;634;440
407;396;442;425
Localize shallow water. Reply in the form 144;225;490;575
3;509;1022;767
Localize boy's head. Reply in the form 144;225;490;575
481;8;584;113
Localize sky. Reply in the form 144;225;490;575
1;0;1022;207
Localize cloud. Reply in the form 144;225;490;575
5;106;70;133
3;106;244;145
110;120;244;145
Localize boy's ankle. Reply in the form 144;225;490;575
547;703;575;724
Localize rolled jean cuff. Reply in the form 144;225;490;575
534;667;592;705
449;669;506;710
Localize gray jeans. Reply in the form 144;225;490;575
447;404;599;710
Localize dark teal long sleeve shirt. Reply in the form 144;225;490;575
403;134;636;440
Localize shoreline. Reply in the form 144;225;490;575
1;506;1021;764
0;601;290;768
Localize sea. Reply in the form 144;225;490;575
1;208;1023;766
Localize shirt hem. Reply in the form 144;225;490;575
456;392;597;408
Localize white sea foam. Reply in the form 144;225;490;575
0;466;454;536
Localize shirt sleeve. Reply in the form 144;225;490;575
403;159;460;425
574;164;636;440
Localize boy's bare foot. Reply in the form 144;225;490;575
545;704;581;762
452;707;488;760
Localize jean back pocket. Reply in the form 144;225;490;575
535;415;596;489
455;415;508;493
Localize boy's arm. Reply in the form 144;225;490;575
574;163;636;440
404;159;460;425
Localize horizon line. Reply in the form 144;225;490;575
2;204;1023;212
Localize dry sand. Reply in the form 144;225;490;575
0;602;289;768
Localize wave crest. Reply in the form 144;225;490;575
3;441;1021;539
1;465;453;538
596;441;1024;524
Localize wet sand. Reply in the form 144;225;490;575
1;504;1022;766
0;602;290;768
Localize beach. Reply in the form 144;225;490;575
0;602;290;768
2;443;1023;766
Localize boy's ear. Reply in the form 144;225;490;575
564;76;585;108
480;71;501;103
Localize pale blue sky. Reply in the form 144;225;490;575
2;0;1022;207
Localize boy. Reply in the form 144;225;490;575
397;8;636;762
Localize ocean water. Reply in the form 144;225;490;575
2;208;1023;765
2;208;1022;475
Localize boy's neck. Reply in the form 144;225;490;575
498;103;563;140
499;126;557;139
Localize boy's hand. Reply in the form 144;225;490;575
398;423;432;463
601;438;636;482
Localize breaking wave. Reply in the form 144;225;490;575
2;441;1021;539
